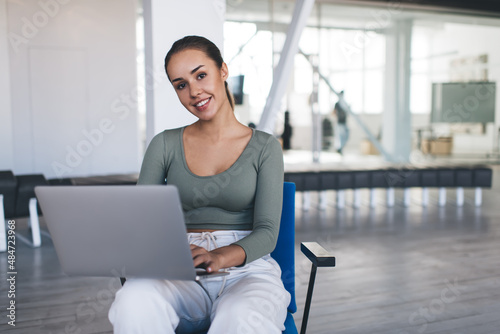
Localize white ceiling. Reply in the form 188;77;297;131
226;0;500;30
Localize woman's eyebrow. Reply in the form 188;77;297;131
171;65;205;83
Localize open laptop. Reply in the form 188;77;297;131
34;185;229;281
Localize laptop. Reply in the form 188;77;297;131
34;185;229;281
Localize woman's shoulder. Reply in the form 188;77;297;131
147;126;185;152
162;126;185;136
252;129;281;148
152;126;184;141
248;129;283;163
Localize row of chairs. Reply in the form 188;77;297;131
0;171;49;251
284;165;493;209
1;165;493;250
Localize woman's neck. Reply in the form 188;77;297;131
192;108;243;141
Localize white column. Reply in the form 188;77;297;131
302;192;311;211
369;188;377;208
382;19;413;162
353;189;361;208
475;187;482;207
143;0;225;144
438;187;446;207
403;188;410;207
456;187;464;207
336;190;346;209
0;0;14;170
258;0;316;134
319;191;328;210
311;55;321;162
422;188;429;207
387;188;395;207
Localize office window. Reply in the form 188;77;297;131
224;21;273;123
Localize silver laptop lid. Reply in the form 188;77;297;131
35;185;198;280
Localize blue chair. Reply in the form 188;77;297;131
120;182;335;333
272;182;336;334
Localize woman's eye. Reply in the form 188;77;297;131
198;73;206;80
177;83;186;90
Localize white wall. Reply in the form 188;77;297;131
427;23;500;152
0;0;13;170
5;0;140;179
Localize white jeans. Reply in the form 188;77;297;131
108;231;291;334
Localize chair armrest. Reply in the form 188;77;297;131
299;242;336;334
301;242;336;267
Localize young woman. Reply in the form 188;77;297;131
108;35;290;333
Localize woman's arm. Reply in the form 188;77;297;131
137;132;167;185
232;134;284;265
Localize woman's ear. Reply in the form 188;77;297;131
221;62;229;81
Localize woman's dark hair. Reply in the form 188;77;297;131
164;35;234;110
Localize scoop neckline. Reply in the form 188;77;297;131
179;126;256;179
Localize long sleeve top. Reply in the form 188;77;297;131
137;126;284;265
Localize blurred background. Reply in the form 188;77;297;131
1;0;500;178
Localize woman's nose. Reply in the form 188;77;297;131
189;83;202;97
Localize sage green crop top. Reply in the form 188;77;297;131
137;126;284;265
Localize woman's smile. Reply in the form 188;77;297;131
194;97;211;111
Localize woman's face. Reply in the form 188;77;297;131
166;48;229;121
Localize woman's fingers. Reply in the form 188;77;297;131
190;245;213;271
190;244;207;255
190;245;222;272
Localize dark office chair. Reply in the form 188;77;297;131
120;182;336;334
0;171;18;252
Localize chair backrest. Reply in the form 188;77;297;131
271;182;297;314
0;171;18;219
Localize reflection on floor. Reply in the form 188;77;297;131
293;165;500;333
1;167;499;333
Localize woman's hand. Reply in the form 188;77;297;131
190;244;246;272
190;244;222;272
